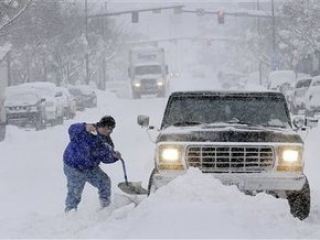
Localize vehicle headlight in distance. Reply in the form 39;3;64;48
157;80;164;86
133;81;141;87
158;144;184;170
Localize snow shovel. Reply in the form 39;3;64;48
118;158;148;195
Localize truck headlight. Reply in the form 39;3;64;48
158;144;185;170
133;81;141;87
282;149;299;163
161;148;180;161
157;80;164;86
277;146;303;171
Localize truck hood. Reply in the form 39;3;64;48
157;125;302;143
134;74;163;80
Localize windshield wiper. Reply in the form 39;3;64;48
225;117;255;125
171;121;204;127
226;118;288;129
263;124;287;129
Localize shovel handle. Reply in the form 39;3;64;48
119;157;129;185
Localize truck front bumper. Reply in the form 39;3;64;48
152;171;306;192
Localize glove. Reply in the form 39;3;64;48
86;123;96;132
114;151;122;160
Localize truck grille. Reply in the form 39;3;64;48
186;145;274;173
141;79;157;90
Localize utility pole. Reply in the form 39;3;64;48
271;0;277;70
256;0;262;85
85;0;89;85
101;0;108;90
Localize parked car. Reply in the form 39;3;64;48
56;87;76;119
292;76;312;113
305;76;320;117
105;80;130;98
68;85;97;110
268;70;296;91
268;70;296;108
5;86;46;130
21;82;64;125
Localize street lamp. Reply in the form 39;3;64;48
85;0;89;85
271;0;277;70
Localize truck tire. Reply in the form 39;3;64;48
35;114;46;130
92;98;97;107
132;91;140;99
68;111;76;119
287;179;310;220
57;115;64;125
157;90;166;98
0;124;6;142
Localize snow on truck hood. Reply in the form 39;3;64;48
158;124;302;143
134;73;163;79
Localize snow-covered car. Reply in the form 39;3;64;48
0;78;6;141
268;70;296;107
68;85;97;110
21;82;64;125
105;80;130;98
138;90;316;220
268;70;296;91
5;86;46;130
305;76;320;117
55;87;76;119
0;45;9;141
217;70;248;90
292;76;312;113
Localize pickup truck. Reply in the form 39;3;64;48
138;90;317;220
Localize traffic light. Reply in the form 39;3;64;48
173;6;183;14
131;11;139;23
217;10;225;24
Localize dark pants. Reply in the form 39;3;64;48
63;163;111;212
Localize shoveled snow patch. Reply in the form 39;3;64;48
76;168;306;239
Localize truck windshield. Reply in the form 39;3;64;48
162;96;291;129
134;65;162;75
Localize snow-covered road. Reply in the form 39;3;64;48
1;90;320;238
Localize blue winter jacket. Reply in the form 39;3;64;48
63;123;118;171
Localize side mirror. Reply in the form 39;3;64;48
292;116;305;130
137;115;150;128
292;116;318;130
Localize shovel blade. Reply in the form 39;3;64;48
118;181;148;195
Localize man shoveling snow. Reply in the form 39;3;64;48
63;116;121;213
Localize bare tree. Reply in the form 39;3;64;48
0;0;32;32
